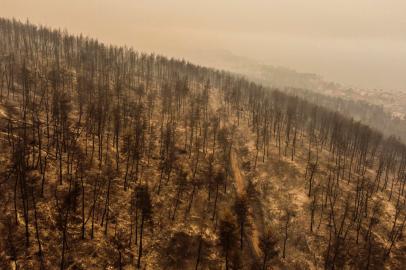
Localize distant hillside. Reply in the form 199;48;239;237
189;49;406;142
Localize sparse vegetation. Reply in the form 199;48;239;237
0;18;405;269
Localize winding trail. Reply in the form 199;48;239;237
230;149;261;258
209;88;262;261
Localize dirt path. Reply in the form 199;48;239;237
208;87;262;259
230;149;261;258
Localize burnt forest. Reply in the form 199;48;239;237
0;18;405;270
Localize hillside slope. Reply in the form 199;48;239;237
0;18;405;270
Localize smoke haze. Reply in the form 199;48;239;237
2;0;406;90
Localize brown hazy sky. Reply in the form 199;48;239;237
2;0;406;91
